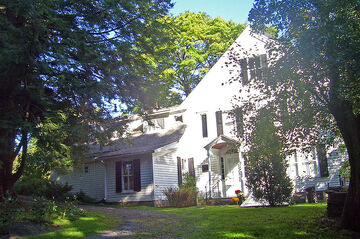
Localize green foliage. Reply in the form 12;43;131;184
59;196;85;221
129;12;246;110
161;173;198;207
0;196;23;235
245;108;293;206
162;187;197;208
180;172;196;190
0;0;172;195
74;190;95;204
244;0;360;230
160;12;245;97
13;176;73;201
31;197;58;223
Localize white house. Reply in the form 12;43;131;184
53;27;348;205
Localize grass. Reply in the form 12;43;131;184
105;203;350;239
25;211;122;239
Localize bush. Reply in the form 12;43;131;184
59;196;85;221
13;176;73;201
162;187;197;208
75;190;95;204
31;197;58;223
0;196;24;235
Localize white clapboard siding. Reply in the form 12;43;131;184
153;150;179;201
105;154;154;202
294;148;348;192
52;161;105;201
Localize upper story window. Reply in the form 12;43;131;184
240;54;267;84
215;111;223;136
201;114;208;138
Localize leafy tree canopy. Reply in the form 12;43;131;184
229;0;360;231
134;12;246;109
0;0;172;197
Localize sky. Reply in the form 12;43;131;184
169;0;256;23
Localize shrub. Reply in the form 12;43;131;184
31;197;58;223
162;187;197;208
43;181;73;201
13;176;73;201
0;196;24;235
59;196;85;221
75;190;95;204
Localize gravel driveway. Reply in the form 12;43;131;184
81;205;183;239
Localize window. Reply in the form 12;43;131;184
215;111;223;136
122;161;134;191
175;115;183;122
202;164;209;173
115;159;141;193
84;166;89;173
220;157;225;180
240;54;267;82
317;144;329;177
201;114;208;137
294;151;299;177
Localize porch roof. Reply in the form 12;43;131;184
94;124;186;159
204;135;239;151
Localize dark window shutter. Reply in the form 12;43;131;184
215;111;223;136
115;161;122;193
240;58;248;84
188;158;195;178
234;108;243;136
133;159;141;192
317;144;329;177
177;157;182;186
201;114;208;137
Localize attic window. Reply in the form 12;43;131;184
202;164;209;173
175;115;183;122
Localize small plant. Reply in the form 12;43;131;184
75;190;95;203
231;197;240;205
235;190;245;205
31;197;58;223
162;187;197;207
60;196;85;220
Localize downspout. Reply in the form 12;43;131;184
207;149;212;198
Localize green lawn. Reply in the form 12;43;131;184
115;203;350;239
25;211;122;239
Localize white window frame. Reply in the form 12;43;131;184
122;160;135;193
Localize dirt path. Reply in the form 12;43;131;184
81;205;184;239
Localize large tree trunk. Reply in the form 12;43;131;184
329;91;360;232
0;129;28;199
